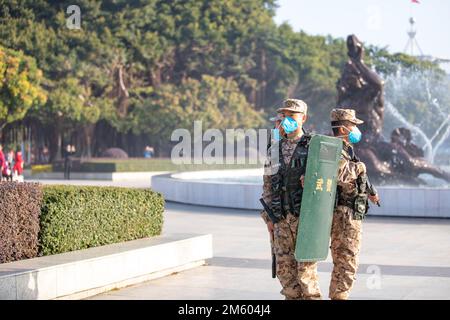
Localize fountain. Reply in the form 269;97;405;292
337;35;450;185
151;34;450;218
383;69;450;166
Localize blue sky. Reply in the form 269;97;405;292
274;0;450;61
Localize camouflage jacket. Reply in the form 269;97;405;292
261;134;304;224
337;140;367;202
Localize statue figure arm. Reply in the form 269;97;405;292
351;58;383;91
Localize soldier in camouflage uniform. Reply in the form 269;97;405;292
329;108;380;300
261;99;322;300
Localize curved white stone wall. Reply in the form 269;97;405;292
151;169;450;218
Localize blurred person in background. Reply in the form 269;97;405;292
0;145;5;181
13;150;24;182
144;146;154;158
64;144;76;180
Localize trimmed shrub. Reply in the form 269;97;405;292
31;164;53;174
100;148;129;159
51;158;262;173
0;182;43;263
39;185;164;255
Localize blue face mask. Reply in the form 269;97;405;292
281;117;298;134
332;125;362;144
348;126;362;144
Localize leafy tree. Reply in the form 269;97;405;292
0;0;444;159
0;45;46;130
130;75;264;154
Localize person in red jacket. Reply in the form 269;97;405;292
13;150;24;176
0;144;5;181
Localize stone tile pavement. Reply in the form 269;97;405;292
89;202;450;300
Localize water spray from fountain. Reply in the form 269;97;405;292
337;34;450;185
384;68;450;165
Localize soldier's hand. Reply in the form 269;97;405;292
300;175;305;188
369;194;380;204
267;221;274;234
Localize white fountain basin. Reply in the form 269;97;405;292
151;169;450;218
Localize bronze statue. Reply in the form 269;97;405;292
336;35;450;184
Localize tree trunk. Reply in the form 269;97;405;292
82;124;95;159
259;48;267;107
51;119;63;162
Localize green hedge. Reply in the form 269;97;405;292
0;183;164;263
39;185;164;255
50;158;262;173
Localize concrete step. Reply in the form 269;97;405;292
0;233;213;300
24;171;170;181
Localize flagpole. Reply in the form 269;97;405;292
408;1;413;56
404;0;423;56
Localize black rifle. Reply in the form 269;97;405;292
259;198;280;224
260;198;277;279
366;175;380;207
349;146;381;207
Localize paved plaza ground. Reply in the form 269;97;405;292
92;204;450;300
32;179;450;300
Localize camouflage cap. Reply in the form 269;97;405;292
330;108;364;124
276;99;308;114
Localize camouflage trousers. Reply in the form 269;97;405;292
273;213;322;300
329;205;363;300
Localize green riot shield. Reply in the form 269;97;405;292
294;134;343;262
